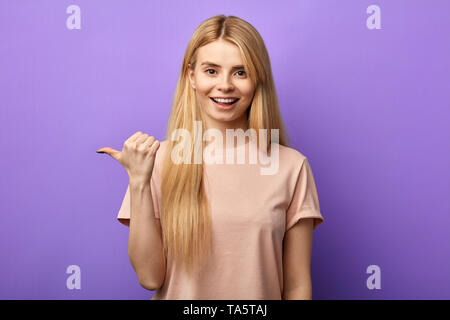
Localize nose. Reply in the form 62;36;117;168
217;74;234;92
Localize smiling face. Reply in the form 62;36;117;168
188;39;255;133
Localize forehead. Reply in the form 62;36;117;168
196;40;244;66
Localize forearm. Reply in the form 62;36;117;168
128;179;165;290
283;280;313;300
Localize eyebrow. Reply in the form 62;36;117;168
200;61;245;70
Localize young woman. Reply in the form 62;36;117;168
97;15;324;300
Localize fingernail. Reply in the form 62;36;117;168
96;150;105;154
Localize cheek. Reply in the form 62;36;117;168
195;75;215;93
236;80;254;97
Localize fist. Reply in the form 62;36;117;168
96;131;160;183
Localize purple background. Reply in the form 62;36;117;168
0;0;449;299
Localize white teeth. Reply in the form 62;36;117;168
212;98;238;103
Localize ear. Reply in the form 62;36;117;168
187;63;196;90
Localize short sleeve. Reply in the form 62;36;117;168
285;157;324;232
117;176;160;227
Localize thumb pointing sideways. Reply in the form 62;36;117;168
96;147;121;161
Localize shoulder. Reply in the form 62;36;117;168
151;139;170;179
154;138;173;164
157;139;170;152
154;139;170;155
257;143;309;181
277;143;308;169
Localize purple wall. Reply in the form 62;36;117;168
0;0;448;299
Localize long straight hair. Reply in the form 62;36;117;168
160;15;290;275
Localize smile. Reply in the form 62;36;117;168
210;97;239;109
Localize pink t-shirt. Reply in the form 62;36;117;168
117;138;324;299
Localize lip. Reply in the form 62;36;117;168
211;96;239;99
210;97;239;110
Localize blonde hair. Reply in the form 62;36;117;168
160;14;290;275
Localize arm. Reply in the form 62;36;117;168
98;132;165;290
282;218;314;300
128;179;166;290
